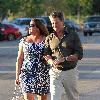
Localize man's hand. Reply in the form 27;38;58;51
48;57;65;68
53;57;65;65
45;55;66;67
66;54;78;61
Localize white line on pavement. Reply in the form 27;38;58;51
79;70;100;74
0;70;100;74
0;71;15;73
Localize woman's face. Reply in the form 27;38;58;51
29;20;40;35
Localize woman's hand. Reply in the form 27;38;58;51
15;78;20;85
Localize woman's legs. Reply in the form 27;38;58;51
23;93;48;100
37;94;48;100
23;93;34;100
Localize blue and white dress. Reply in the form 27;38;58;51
19;38;50;95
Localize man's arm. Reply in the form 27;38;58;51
73;32;83;60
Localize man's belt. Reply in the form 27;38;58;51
57;66;76;71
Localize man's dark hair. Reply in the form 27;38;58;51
50;11;64;21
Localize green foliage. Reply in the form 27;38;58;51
0;0;96;21
92;0;100;14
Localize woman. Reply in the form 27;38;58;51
16;18;50;100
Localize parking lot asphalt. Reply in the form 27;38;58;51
0;73;100;100
1;33;100;100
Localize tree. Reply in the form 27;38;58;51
0;0;95;20
0;0;21;20
92;0;100;14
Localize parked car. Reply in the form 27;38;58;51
0;23;22;40
83;15;100;36
10;17;50;36
11;17;32;26
11;17;47;26
0;30;4;40
64;19;82;32
95;23;100;32
4;22;28;37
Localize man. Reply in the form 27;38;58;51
44;11;83;100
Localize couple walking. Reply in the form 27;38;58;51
16;11;83;100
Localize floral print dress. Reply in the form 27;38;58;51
19;38;50;95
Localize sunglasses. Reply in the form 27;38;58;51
29;24;36;28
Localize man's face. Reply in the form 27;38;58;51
49;17;64;33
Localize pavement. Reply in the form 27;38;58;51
0;73;100;100
1;33;100;100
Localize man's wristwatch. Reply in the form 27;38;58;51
65;56;68;61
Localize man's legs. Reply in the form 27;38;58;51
49;68;79;100
49;68;67;100
62;68;79;100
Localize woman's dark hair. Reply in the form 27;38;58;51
31;18;49;36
